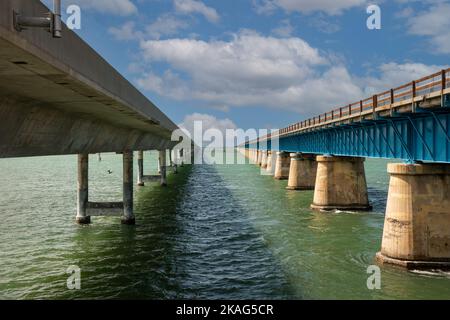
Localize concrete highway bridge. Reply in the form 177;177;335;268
0;0;185;225
240;67;450;270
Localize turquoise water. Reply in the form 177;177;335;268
0;151;449;299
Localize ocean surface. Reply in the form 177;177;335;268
0;151;449;299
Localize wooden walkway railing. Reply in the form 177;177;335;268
275;68;450;137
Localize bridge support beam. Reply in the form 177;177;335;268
274;152;291;180
261;151;268;169
137;151;145;187
311;156;371;211
121;151;135;225
286;153;317;190
376;163;450;269
257;150;263;166
76;154;90;224
159;150;167;186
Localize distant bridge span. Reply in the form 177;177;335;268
241;68;450;270
247;68;450;163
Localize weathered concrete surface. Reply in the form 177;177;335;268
137;151;145;186
0;0;178;158
311;156;371;211
76;153;90;224
377;163;450;269
122;151;135;225
286;153;317;190
257;150;262;166
266;151;274;175
159;150;167;186
274;152;290;180
261;151;268;169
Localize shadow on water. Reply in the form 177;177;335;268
62;164;293;299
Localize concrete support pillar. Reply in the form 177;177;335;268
159;150;167;186
261;151;268;169
257;150;263;166
311;156;371;211
122;151;135;225
267;151;278;176
137;150;144;187
376;163;450;269
266;151;276;175
286;153;317;190
180;149;184;167
274;152;291;180
76;154;90;224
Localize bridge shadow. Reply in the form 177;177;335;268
60;164;294;299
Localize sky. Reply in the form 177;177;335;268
41;0;450;132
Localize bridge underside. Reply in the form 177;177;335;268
278;111;450;163
0;95;174;158
0;0;178;158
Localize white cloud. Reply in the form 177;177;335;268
135;31;445;116
109;15;189;41
179;113;237;137
362;62;448;94
62;0;137;16
253;0;367;15
271;19;294;37
146;14;189;39
109;22;142;41
136;31;368;114
174;0;220;23
405;3;450;54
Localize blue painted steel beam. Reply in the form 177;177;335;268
247;112;450;163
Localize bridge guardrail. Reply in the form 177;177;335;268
255;68;450;142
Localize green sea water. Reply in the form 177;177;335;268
0;151;449;299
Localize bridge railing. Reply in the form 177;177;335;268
271;68;450;139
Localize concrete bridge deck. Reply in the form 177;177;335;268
0;0;184;225
0;0;178;158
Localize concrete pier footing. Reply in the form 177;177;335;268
159;150;167;186
261;151;268;169
274;152;291;180
286;153;317;190
76;153;90;224
121;151;135;225
257;150;263;166
311;156;371;211
376;163;450;269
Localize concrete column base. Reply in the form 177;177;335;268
257;151;262;166
274;152;290;180
121;217;136;225
311;156;371;211
76;216;91;225
377;163;450;269
286;153;317;190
